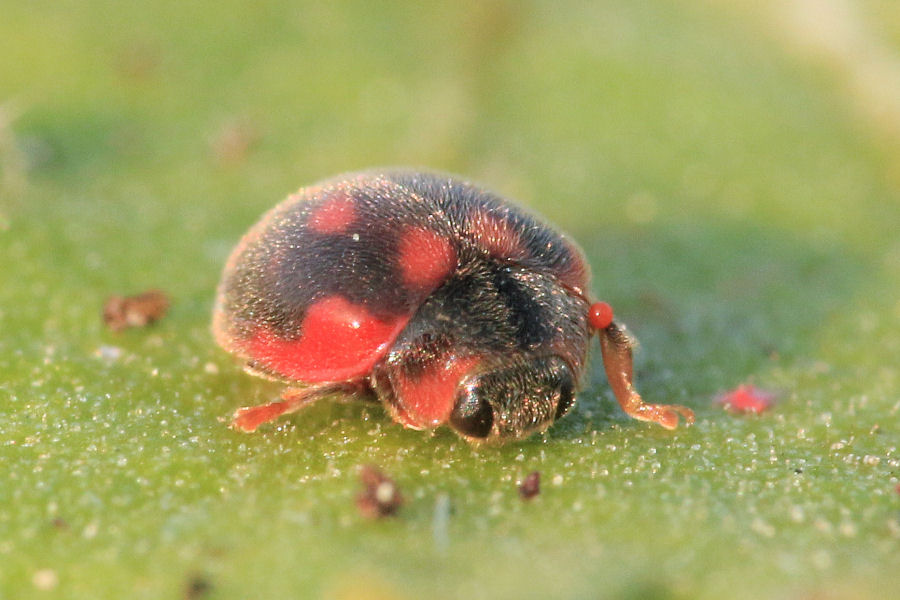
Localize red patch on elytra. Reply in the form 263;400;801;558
246;296;409;383
716;385;777;414
308;194;356;234
468;211;528;260
557;239;589;293
393;355;480;428
397;228;457;290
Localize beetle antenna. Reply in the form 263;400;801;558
589;300;695;429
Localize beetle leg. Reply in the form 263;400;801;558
598;322;694;429
231;383;360;432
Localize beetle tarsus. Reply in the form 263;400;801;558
617;389;695;430
598;322;694;429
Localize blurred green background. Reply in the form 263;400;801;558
2;1;900;598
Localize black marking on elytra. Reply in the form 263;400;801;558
219;171;589;345
494;265;551;350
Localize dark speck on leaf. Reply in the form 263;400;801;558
519;471;541;500
183;573;212;600
356;465;403;519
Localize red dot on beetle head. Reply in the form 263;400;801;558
588;301;614;330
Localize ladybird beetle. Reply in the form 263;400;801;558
212;170;694;442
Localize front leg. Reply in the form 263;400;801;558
598;322;694;429
231;381;365;432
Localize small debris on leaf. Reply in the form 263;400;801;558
103;289;170;331
715;384;777;414
183;573;213;600
519;471;541;500
356;465;403;519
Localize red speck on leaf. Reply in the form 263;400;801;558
716;384;777;414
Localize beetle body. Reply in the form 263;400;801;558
213;170;693;442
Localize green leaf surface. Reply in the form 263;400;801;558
2;2;899;598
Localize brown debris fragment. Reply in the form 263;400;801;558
518;471;541;500
356;465;403;519
103;289;170;331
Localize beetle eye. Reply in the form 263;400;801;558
450;387;494;438
554;377;575;420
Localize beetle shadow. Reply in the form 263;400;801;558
546;217;873;440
